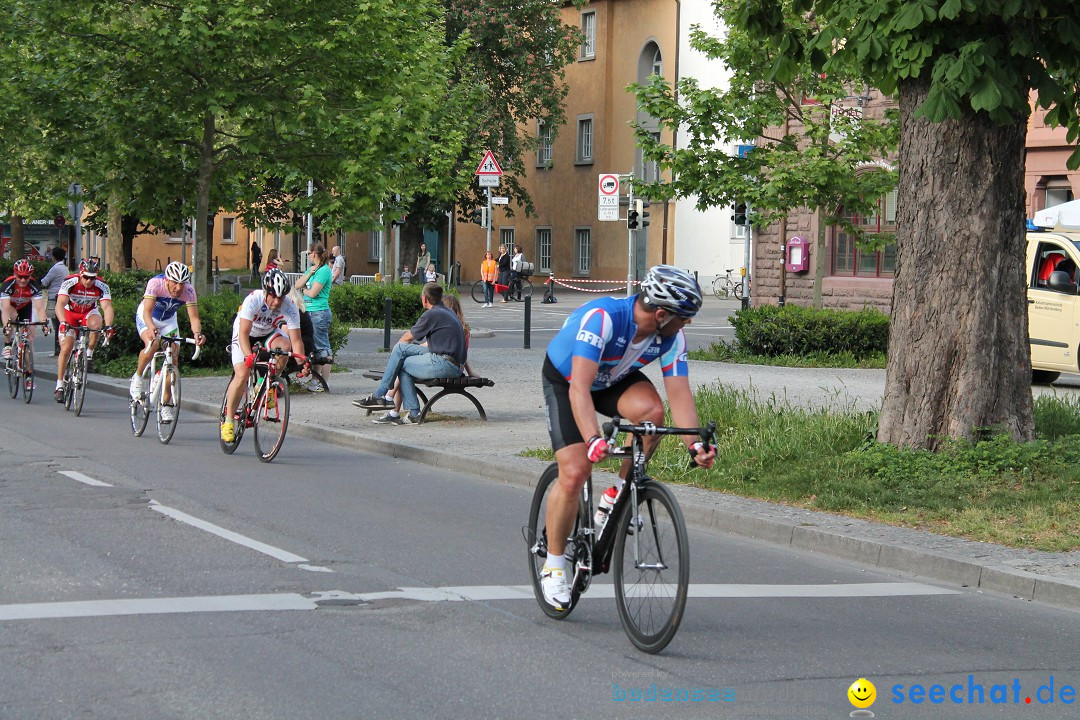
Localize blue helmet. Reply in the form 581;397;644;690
640;265;703;318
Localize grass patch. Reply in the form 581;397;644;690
524;387;1080;551
689;339;887;368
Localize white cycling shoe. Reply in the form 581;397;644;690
159;406;174;424
129;374;142;400
540;565;571;610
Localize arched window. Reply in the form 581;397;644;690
637;42;662;84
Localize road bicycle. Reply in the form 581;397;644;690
130;334;202;444
61;325;110;417
525;417;716;654
711;268;745;299
218;345;303;462
5;320;48;403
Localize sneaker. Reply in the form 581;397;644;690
372;411;403;425
129;374;143;400
354;393;391;409
540;565;572;610
54;387;64;403
0;346;9;361
401;411;421;425
159;405;174;424
306;380;326;393
220;420;236;442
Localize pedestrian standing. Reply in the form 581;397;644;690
480;251;497;307
39;247;69;355
330;245;346;285
250;240;262;283
496;244;512;303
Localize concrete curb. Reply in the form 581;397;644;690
44;369;1080;614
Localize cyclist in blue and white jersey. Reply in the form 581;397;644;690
219;268;308;442
539;265;716;610
128;262;206;422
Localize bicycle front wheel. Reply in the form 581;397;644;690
712;276;729;299
526;463;588;619
131;364;152;436
613;482;689;654
218;380;244;454
73;350;88;416
63;356;75;411
253;376;289;462
157;364;180;444
471;280;486;304
22;341;33;403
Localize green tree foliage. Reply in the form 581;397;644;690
632;2;899;241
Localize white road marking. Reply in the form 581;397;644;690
298;564;334;573
58;471;113;487
0;583;957;621
149;501;309;564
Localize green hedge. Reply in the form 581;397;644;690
328;282;425;328
732;305;889;359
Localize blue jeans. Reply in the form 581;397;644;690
483;281;495;304
374;342;461;414
309;309;332;358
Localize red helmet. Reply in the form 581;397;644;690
13;259;33;277
78;258;99;276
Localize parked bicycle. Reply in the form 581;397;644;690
711;268;745;299
525;417;716;654
218;345;302;462
130;334;201;444
61;326;110;416
5;320;48;403
470;277;535;303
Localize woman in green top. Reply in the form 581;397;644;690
295;243;334;391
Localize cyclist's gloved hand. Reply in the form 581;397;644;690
587;435;610;463
194;332;206;346
58;322;68;335
104;326;115;342
689;442;717;470
41;324;50;336
298;360;311;379
244;352;258;369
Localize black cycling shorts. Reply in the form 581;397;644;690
542;355;651;451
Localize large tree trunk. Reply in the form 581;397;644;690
194;111;216;296
878;76;1033;449
107;193;124;271
10;215;24;260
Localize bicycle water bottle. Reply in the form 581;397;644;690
149;369;162;405
594;485;619;531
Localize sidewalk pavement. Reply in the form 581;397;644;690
49;333;1080;612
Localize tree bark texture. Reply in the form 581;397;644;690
194;111;216;296
877;76;1034;450
106;192;124;272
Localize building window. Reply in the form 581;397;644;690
536;119;553;167
1045;178;1074;208
221;217;235;244
650;46;662;77
580;11;596;60
831;189;897;278
500;228;515;249
369;230;382;262
576;115;594;164
536;228;552;274
574;228;591;276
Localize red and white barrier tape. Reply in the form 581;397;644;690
549;276;640;293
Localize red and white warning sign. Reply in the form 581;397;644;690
598;174;620;221
475;150;503;176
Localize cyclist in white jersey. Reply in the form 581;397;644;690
220;268;308;442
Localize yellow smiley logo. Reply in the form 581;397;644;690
848;678;876;709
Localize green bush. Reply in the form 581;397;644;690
732;305;889;359
329;282;425;328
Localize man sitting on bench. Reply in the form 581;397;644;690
354;282;466;425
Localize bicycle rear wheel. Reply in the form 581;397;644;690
157;364;180;444
73;350;87;416
526;463;588;619
253;376;289;462
712;276;729;299
6;350;17;399
613;482;689;654
471;280;485;304
131;364;152;436
21;341;33;403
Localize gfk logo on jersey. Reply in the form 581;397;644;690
576;330;605;349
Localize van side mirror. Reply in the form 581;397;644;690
1047;270;1077;294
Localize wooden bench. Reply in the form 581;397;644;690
361;369;495;423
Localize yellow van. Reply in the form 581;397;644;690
1028;200;1080;383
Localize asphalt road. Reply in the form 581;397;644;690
2;388;1079;719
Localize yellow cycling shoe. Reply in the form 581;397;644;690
266;390;276;411
220;420;235;443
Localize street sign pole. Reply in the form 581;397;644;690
626;175;634;296
485;187;492;252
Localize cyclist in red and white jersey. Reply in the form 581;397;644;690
220;268;308;442
54;258;114;402
2;259;49;360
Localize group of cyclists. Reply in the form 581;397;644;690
2;258;309;435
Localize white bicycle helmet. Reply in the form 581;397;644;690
262;267;290;297
164;261;191;284
639;265;703;318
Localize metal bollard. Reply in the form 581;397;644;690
524;295;531;349
383;297;393;351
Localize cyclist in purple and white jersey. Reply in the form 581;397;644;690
219;268;308;442
128;262;206;420
539;265;717;610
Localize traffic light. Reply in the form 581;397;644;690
471;207;489;228
627;204;640;230
732;202;748;226
639;200;650;228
